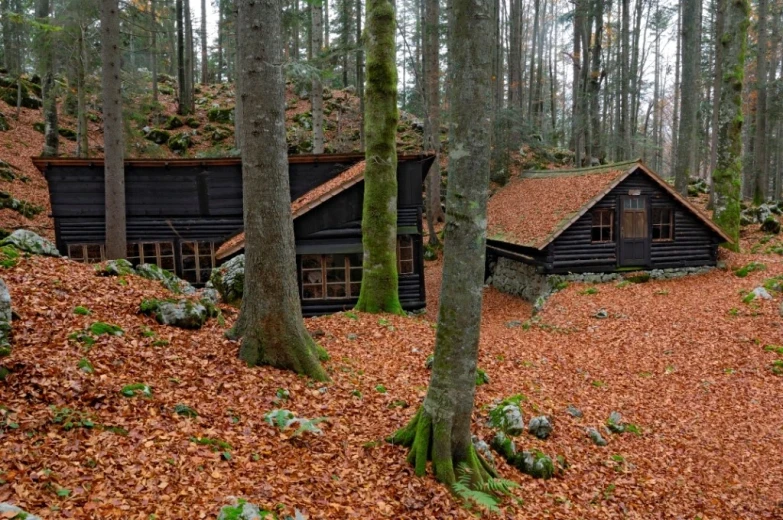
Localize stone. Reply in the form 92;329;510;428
752;287;773;300
58;127;77;141
0;503;42;519
515;450;555;479
586;427;607;446
207;106;234;124
505;320;523;328
566;405;583;418
0;278;11;349
144;128;170;145
606;411;625;434
185;117;201;128
779;301;783;318
1;230;59;256
167;132;192;152
210;126;232;142
490;431;516;460
217;498;264;520
95;258;134;276
472;435;495;465
488;403;525;436
593;309;609;319
135;263;195;295
0;112;8;131
200;283;221;307
424;354;434;369
761;216;781;234
0;192;42;218
210;255;244;304
528;416;553;439
145;299;208;329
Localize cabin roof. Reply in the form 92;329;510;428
215;161;367;260
487;159;732;249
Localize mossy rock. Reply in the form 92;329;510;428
94;258;134;276
164;115;184;130
185;117;201;129
0;112;8;132
210;127;232;143
58;127;77;141
145;128;170;145
135;263;196;295
32;121;45;133
0;229;57;255
167;132;193;152
140;298;209;329
207;106;234;124
761;216;781;234
209;254;244;304
159;85;175;96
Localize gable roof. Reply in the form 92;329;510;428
487;159;732;250
215;161;367;260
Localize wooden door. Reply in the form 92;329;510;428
619;195;650;267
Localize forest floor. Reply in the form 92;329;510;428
1;240;783;519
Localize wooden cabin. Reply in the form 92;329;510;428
32;153;434;316
486;160;731;274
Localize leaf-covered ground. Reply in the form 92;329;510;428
1;243;783;518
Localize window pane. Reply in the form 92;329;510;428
349;283;361;296
160;256;175;271
85;245;103;263
303;270;323;284
326;268;346;282
142;243;157;259
347;253;363;267
127;243;140;259
302;255;321;269
325;254;346;268
350;268;363;282
160;242;174;256
327;284;347;298
303;285;323;299
68;245;85;261
400;260;414;275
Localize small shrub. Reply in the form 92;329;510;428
742;292;756;304
475;368;490;386
90;322;123;336
624;272;651;284
120;383;152;398
315;344;330;362
771;360;783;376
734;262;766;278
375;384;387;393
190;436;232;451
77;357;94;373
763;345;783;355
0;245;20;268
73;306;91;316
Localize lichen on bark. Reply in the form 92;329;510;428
354;0;402;314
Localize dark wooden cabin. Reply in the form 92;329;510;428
486;160;731;274
32;153;434;316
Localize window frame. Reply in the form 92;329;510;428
127;241;176;271
67;243;105;264
180;241;217;284
397;235;415;275
652;207;674;242
591;209;615;243
300;253;363;301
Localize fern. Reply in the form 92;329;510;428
452;463;517;514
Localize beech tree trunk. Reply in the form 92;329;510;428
752;0;769;203
713;0;748;249
354;0;402;314
176;0;188;114
201;0;208;84
311;0;325;154
151;0;159;104
36;0;58;157
389;0;496;487
233;0;328;382
101;0;127;260
423;0;443;245
674;0;700;194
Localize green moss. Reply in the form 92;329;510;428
174;404;198;418
90;322;123;336
73;306;91;316
77;357;94;373
0;245;20;268
315;344;330;362
120;383;152;398
734;262;766;277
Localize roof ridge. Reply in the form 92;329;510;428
521;158;641;178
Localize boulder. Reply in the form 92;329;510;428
0;192;42;219
167;132;192;152
528;416;553;440
566;404;583;418
200;282;221;307
144;128;170;145
1;230;59;256
217;499;264;520
209;254;244;304
761;216;781;234
163;115;184;130
0;278;11;352
142;299;208;329
515;450;555;479
210;126;232;142
58;127;77;141
586;427;607;446
606;411;625;434
490;431;516;460
0;504;42;520
185;117;201;128
0;112;9;131
472;435;495;465
752;287;773;300
95;258;134;276
488;403;525;436
207;106;234;124
135;263;196;295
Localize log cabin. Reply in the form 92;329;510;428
486;159;732;274
32;154;434;316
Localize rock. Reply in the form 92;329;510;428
505;320;523;328
210;126;232;142
761;216;781;234
528;416;553;440
606;411;625;434
0;112;9;132
217;498;264;520
209;254;244;304
488;403;525;436
566;405;583;418
593;309;609;319
144;128;170;145
185;117;201;128
32;121;45;133
472;435;495;465
142;299;209;329
163;115;184;130
0;278;11;350
424;354;434;369
740;210;756;227
207;106;234;124
58;127;77;141
586;427;607;446
167;132;192;152
0;192;42;218
135;263;195;294
752;287;773;300
490;431;516;460
95;258;134;276
0;504;42;519
200;283;221;307
1;230;59;256
515;450;555;479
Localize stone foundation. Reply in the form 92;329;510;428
488;256;715;311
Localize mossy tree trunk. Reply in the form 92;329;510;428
712;0;748;250
423;0;443;246
100;0;127;260
751;0;769;204
35;0;58;158
311;0;325;154
354;0;402;314
234;0;328;382
389;0;495;487
673;0;700;195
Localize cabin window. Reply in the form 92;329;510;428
398;235;415;275
652;208;674;241
591;209;615;243
127;242;176;271
68;243;105;264
301;253;363;300
180;241;216;283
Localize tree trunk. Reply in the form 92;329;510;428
712;0;748;249
101;0;127;260
752;0;769;203
356;0;365;150
151;0;159;103
674;0;700;194
176;0;188;114
312;0;325;153
390;0;495;487
671;0;681;176
572;0;585;165
233;0;328;382
185;0;195;112
36;0;58;158
354;0;402;314
201;0;208;84
217;0;224;82
423;0;443;245
590;0;604;163
76;26;88;158
234;3;243;151
619;0;630;158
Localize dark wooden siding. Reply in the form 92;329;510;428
545;169;721;273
